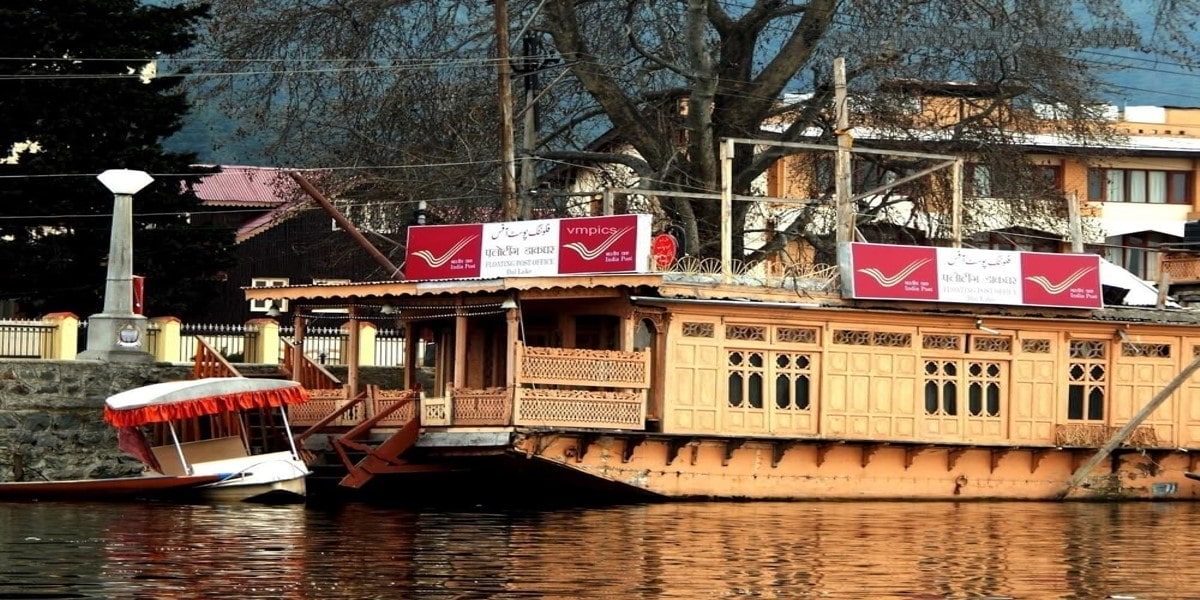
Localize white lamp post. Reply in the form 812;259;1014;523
79;169;155;363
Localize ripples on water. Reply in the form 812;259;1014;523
0;500;1197;599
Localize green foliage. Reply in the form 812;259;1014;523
0;0;235;319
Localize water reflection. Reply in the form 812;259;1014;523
0;501;1196;598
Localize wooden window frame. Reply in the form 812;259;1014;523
1086;167;1191;204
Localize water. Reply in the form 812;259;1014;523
0;500;1197;599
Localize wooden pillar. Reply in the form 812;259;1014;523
292;314;307;380
404;320;416;389
506;307;519;388
346;306;360;399
453;314;468;390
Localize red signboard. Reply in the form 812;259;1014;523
652;233;678;270
847;244;939;301
1019;252;1103;308
404;214;651;280
558;215;640;274
844;243;1103;309
404;223;483;280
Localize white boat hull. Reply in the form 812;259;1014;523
185;451;310;503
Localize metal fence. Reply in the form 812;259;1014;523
0;319;56;358
54;319;421;366
180;323;259;362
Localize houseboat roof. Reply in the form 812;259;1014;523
244;270;1200;326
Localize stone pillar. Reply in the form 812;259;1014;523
247;318;280;365
78;182;153;364
149;316;181;363
42;313;78;360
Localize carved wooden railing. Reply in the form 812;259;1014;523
1161;254;1200;283
513;344;650;430
292;387;367;449
290;386;359;428
515;343;651;388
193;336;243;379
451;387;512;426
367;386;419;427
1054;423;1160;448
515;388;645;429
282;338;341;390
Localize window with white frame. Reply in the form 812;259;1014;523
249;277;289;313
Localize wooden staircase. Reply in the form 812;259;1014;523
333;397;422;489
194;336;428;490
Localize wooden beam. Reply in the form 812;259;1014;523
947;447;968;472
289;172;400;276
721;439;745;467
905;446;931;470
990;448;1011;473
453;313;468;390
816;442;841;468
622;436;645;464
574;433;599;463
771;441;796;468
666;437;692;466
861;444;885;469
1059;353;1200;498
1030;449;1049;474
346;306;360;400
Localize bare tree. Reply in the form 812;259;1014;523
200;0;1200;261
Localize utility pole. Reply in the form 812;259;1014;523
834;57;854;245
518;31;544;221
495;0;519;220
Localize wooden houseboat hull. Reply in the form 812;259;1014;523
509;433;1194;500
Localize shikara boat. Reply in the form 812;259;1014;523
0;377;311;503
103;377;312;503
0;473;226;501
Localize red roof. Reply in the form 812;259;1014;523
192;166;309;207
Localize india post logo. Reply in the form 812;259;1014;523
849;243;939;300
1020;253;1101;309
405;224;483;280
558;215;639;274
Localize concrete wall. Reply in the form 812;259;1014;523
0;360;190;482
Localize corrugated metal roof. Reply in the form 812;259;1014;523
192;165;309;207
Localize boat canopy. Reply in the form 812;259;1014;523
103;377;309;427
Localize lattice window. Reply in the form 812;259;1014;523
833;329;912;347
1122;342;1171;358
682;322;714;338
727;350;765;409
874;332;912;347
1022;339;1051;354
726;324;767;342
833;329;871;345
773;353;812;411
776;327;817;345
924;360;958;416
967;362;1002;417
972;336;1012;353
923;334;962;351
1068;340;1107;421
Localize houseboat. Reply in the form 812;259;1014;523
249;212;1200;501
